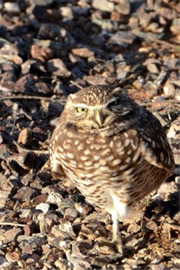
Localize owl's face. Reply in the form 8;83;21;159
63;85;137;130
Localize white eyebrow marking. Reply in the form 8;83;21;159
66;98;118;110
66;103;107;109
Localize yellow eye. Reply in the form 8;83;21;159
76;107;87;113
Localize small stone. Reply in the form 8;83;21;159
170;18;180;35
64;208;79;221
51;225;71;240
15;74;35;93
0;71;16;94
0;190;10;208
18;128;32;147
35;203;50;214
160;7;177;20
146;63;159;74
29;0;53;6
163;82;175;98
167;125;177;139
72;47;94;58
4;2;20;14
46;191;64;206
7;151;41;176
31;44;53;62
13;186;39;201
175;89;180;101
32;194;48;206
5;251;20;262
109;31;136;47
146;221;158;231
127;223;141;234
72;6;89;16
92;0;114;12
116;0;130;15
47;59;71;77
60;7;73;20
0;256;8;267
0;227;22;244
175;176;180;184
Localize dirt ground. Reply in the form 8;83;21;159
0;0;180;269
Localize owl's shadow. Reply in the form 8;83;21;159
123;184;179;255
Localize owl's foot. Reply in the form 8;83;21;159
97;235;123;254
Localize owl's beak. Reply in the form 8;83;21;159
94;109;105;127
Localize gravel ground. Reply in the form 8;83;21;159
0;0;180;269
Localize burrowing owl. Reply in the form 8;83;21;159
49;85;174;253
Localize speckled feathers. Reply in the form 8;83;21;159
49;85;174;218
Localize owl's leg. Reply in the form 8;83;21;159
111;211;123;253
98;211;123;254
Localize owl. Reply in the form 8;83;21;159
49;85;175;253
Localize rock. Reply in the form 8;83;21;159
18;128;32;147
145;221;158;231
116;0;130;15
71;47;94;58
13;186;39;201
0;38;22;65
92;0;115;12
5;251;20;262
0;71;16;94
109;31;136;47
14;74;35;93
47;58;71;77
0;256;9;268
146;63;159;74
0;227;22;244
29;0;54;6
7;151;41;176
60;7;74;20
35;203;50;214
31;44;53;62
127;223;141;234
0;190;10;208
163;82;175;98
4;2;20;14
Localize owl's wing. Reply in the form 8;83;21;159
136;111;175;173
49;125;67;180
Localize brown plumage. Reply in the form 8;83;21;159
49;85;175;253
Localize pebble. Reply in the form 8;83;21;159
0;256;9;267
170;18;180;35
92;0;115;12
18;128;32;147
30;44;53;62
0;228;22;244
116;0;130;15
30;0;54;6
72;47;94;58
0;190;10;208
13;187;39;201
47;58;71;77
4;2;20;14
146;63;159;74
0;0;179;267
175;176;180;184
35;203;50;214
60;7;74;20
109;30;136;47
163;82;175;98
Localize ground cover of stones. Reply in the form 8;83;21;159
0;0;180;269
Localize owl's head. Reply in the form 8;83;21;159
63;85;138;130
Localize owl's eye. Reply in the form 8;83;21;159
108;98;120;108
76;107;87;113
